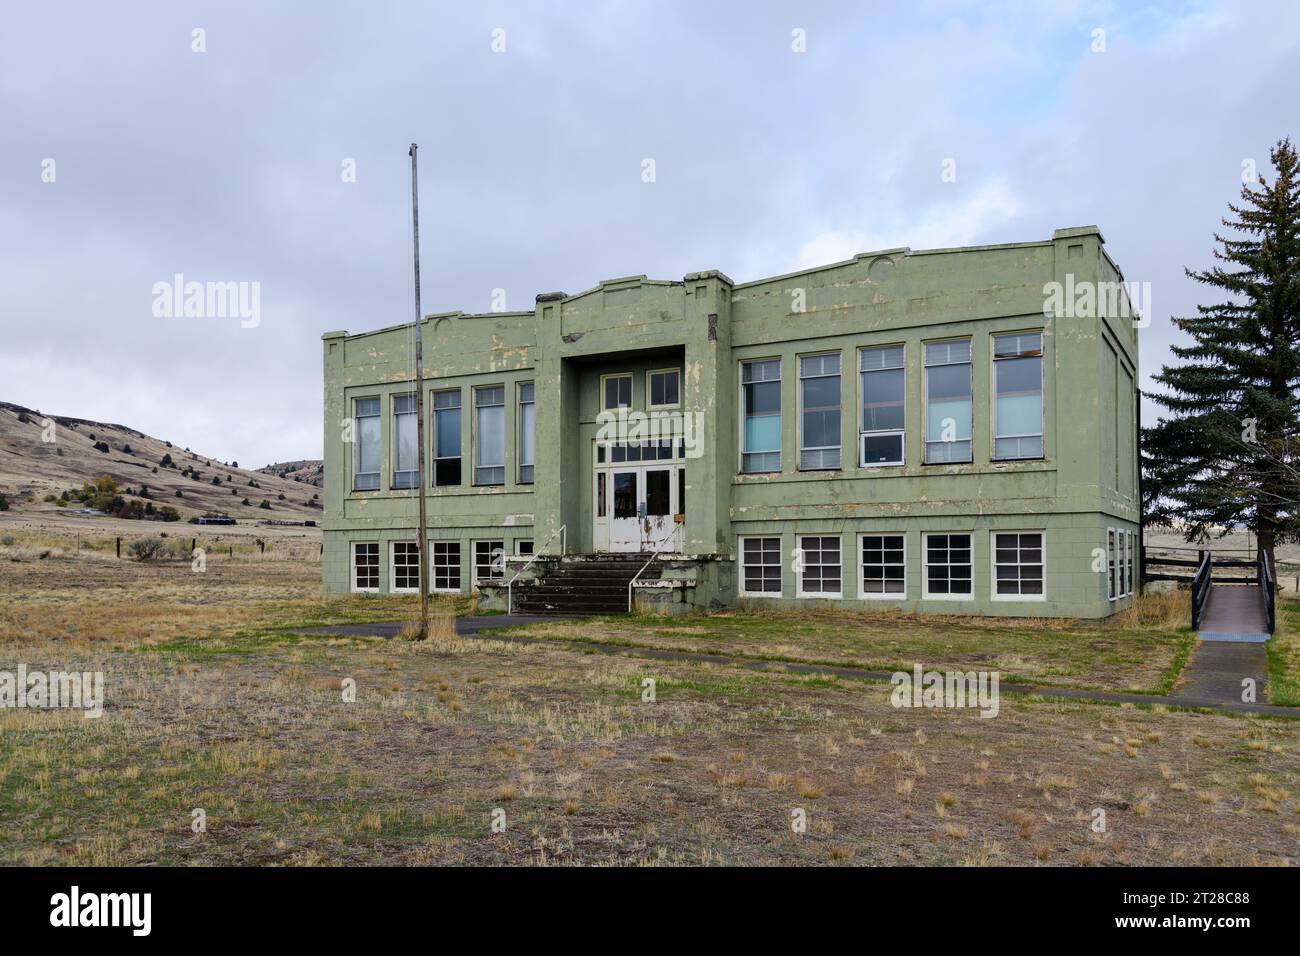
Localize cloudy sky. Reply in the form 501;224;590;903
1;1;1295;467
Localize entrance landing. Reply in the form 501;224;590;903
1197;585;1270;643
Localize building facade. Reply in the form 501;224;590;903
322;225;1141;618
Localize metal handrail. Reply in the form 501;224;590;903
1190;549;1213;631
627;529;676;613
506;524;566;615
1260;549;1276;634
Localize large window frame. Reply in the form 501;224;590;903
922;532;973;600
859;532;906;600
991;331;1044;461
1107;529;1118;601
351;541;379;593
859;344;905;467
797;535;842;599
352;397;381;491
798;352;841;471
990;531;1046;602
391;392;419;490
517;382;535;485
738;535;783;598
473;539;505;584
740;358;781;474
432;388;462;487
923;339;973;465
473;385;505;486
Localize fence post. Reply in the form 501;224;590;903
116;537;121;559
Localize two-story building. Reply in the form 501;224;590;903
321;225;1140;618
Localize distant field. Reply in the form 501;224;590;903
1;527;1298;866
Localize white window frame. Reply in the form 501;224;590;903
737;535;783;598
858;532;907;600
430;541;461;594
798;351;842;471
517;381;535;485
739;357;782;474
390;540;421;593
646;367;681;410
352;396;381;491
1107;528;1118;601
432;387;462;488
922;339;973;465
473;385;506;486
473;539;505;584
796;534;843;599
600;372;633;411
922;532;974;600
391;392;419;490
989;530;1046;602
515;539;534;557
858;344;905;468
990;331;1045;462
1126;531;1136;596
351;541;380;593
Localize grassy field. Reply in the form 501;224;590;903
2;530;1298;866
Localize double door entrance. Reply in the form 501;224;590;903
594;443;684;553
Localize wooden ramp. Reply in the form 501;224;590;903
1198;584;1271;643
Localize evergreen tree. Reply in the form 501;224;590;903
1143;138;1300;570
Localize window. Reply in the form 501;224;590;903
516;540;534;557
924;340;972;464
596;472;606;518
474;540;505;583
798;535;842;598
602;374;632;411
1126;531;1136;595
391;541;421;592
353;397;380;491
392;393;418;489
473;386;505;485
992;532;1044;600
741;359;781;473
352;542;379;592
993;332;1044;460
648;369;680;408
924;533;972;598
861;534;905;598
433;389;462;486
860;345;905;466
799;353;841;470
1107;529;1117;600
518;382;535;484
431;541;460;593
1117;531;1127;599
739;537;782;596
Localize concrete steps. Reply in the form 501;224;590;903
513;555;662;616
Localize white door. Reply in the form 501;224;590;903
642;467;674;551
609;470;640;552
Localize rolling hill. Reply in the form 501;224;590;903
0;400;321;522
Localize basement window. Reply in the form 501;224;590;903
992;532;1044;600
797;535;842;598
353;398;380;491
391;541;420;592
351;542;379;592
860;533;905;598
739;536;782;597
923;533;972;598
431;542;461;593
474;540;505;583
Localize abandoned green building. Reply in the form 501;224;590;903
321;225;1140;618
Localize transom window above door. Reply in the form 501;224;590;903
602;374;632;410
648;368;680;408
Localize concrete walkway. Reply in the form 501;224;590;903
296;617;1298;720
1173;640;1269;706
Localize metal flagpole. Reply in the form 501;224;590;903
409;143;429;640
